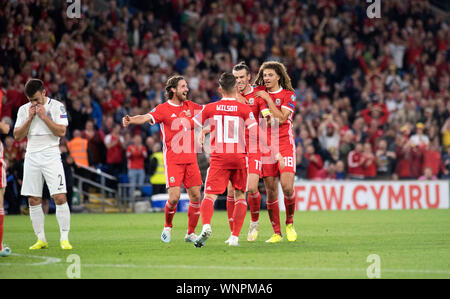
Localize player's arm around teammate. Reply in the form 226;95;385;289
253;62;298;243
122;76;202;243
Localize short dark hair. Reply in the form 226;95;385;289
165;75;185;99
232;61;250;75
218;72;236;93
24;79;44;98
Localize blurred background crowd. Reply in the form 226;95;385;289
0;0;449;212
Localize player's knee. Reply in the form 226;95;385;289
189;192;201;203
281;184;293;197
168;195;180;205
28;197;42;206
53;193;67;205
247;185;258;195
265;189;277;200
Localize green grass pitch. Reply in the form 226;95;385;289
1;209;449;279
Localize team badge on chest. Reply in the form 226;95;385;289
248;98;255;105
275;98;281;106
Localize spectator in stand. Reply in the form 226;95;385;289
318;115;340;162
339;130;354;164
418;167;437;181
335;160;346;180
126;135;148;190
104;123;125;178
442;146;450;179
3;136;25;169
66;130;92;202
149;143;166;195
409;123;430;148
361;96;390;127
347;142;365;180
81;94;103;130
395;138;423;180
421;140;444;178
304;145;323;180
66;130;90;168
362;142;377;180
67;98;89;133
295;145;308;180
82;120;106;168
317;162;337;180
366;119;384;150
375;139;396;180
441;118;450;151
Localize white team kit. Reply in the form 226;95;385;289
14;97;68;197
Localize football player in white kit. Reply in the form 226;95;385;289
13;79;72;250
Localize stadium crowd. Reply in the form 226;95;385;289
0;0;449;212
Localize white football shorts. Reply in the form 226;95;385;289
21;147;67;197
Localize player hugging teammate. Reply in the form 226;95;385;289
123;60;297;247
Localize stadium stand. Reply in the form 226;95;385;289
0;0;449;213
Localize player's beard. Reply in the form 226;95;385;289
175;90;188;102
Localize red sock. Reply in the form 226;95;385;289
226;195;235;231
248;191;261;222
187;201;201;235
284;193;296;225
0;208;4;250
164;201;177;228
200;196;215;225
267;200;281;235
232;199;247;237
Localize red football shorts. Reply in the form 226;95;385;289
262;144;296;178
247;152;262;176
165;162;202;189
205;166;248;194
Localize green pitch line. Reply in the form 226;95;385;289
1;209;449;279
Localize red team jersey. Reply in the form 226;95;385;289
148;99;204;189
193;97;258;193
194;98;258;169
261;87;297;176
243;85;270;154
148;100;204;164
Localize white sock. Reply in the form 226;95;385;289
29;204;46;242
56;202;71;242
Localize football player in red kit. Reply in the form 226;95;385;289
122;75;203;243
224;62;272;243
253;61;298;243
192;72;259;247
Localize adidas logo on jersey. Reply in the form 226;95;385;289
207;186;211;190
171;113;177;117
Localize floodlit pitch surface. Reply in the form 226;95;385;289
1;209;449;279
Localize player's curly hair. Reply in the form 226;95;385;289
165;75;185;99
253;61;294;92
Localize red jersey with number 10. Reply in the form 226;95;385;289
193;98;257;169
